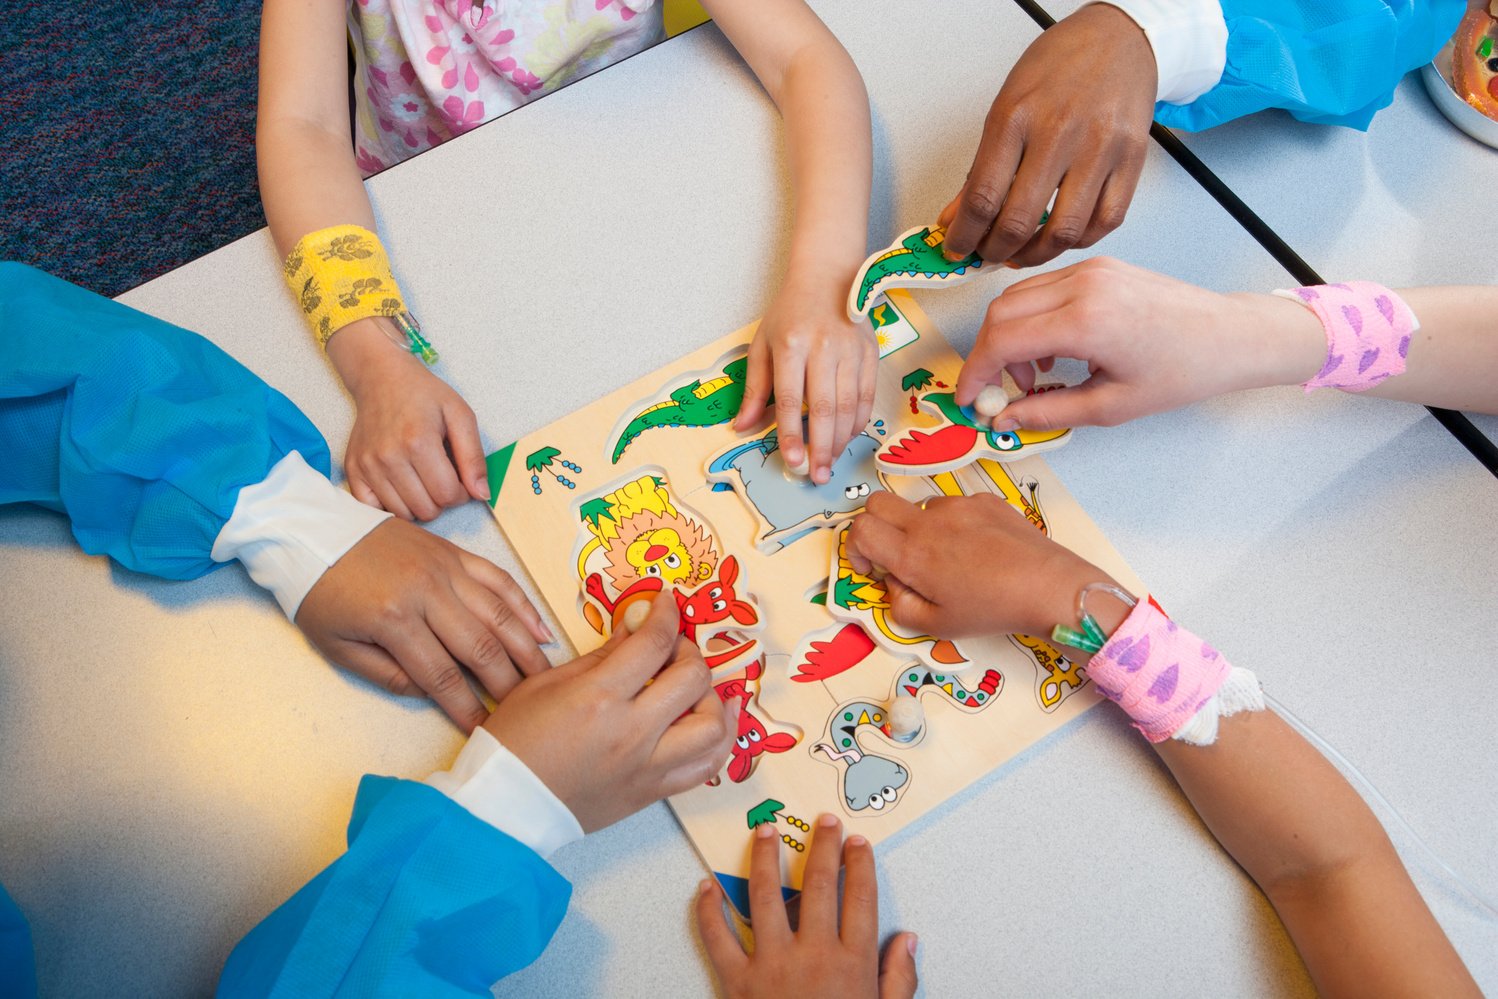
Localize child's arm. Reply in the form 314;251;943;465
952;257;1498;431
845;492;1480;995
1153;713;1480;998
705;0;876;485
257;0;488;521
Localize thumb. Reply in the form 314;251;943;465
444;401;491;502
884;575;936;635
993;379;1114;432
878;932;920;999
734;342;773;431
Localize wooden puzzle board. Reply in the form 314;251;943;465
486;292;1143;916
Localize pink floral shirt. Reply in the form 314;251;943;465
349;0;663;176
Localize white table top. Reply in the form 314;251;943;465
2;2;1494;995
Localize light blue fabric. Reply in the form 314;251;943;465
1;266;569;994
1159;0;1466;130
0;261;330;579
219;776;570;997
0;883;37;999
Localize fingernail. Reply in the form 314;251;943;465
907;933;919;957
1004;260;1021;270
539;621;557;643
817;813;839;828
755;823;776;839
847;834;867;848
992;417;1019;432
699;878;713;896
477;478;491;502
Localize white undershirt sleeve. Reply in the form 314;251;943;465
1087;0;1229;105
209;450;391;619
426;726;586;858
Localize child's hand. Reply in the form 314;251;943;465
484;596;736;832
328;318;490;521
846;492;1109;640
696;814;919;999
736;280;878;485
297;518;553;732
954;258;1325;431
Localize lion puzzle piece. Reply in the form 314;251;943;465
847;224;985;322
877;390;1072;476
574;472;763;672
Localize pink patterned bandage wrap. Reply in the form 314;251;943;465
1086;597;1231;744
1278;281;1417;393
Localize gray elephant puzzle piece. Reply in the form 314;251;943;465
723;432;881;545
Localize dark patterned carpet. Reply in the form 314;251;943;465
0;2;264;297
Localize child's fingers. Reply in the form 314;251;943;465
798;814;845;938
386;461;442;521
694;879;749;978
956;289;1079;406
993;378;1119;432
747;822;792;946
347;473;386;512
411;437;469;511
444;402;491;503
773;355;807;470
367;473;416;522
831;359;860;468
839;833;879;948
735;339;773;430
883;575;939;636
878;932;920;999
806;353;837;484
855;351;878;442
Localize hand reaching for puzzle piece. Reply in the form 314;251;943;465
736;277;878;486
939;2;1157;268
485;595;738;832
846;492;1114;642
954;258;1326;431
297;518;554;732
697;814;919;999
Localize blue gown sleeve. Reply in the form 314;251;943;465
0;262;330;580
217;776;571;997
0;883;37;999
1158;0;1467;131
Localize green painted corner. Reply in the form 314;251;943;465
485;442;517;508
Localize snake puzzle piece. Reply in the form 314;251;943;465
486;292;1142;919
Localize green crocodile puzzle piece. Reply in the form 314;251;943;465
850;226;984;317
610;355;751;464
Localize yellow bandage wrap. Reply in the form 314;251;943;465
283;225;406;348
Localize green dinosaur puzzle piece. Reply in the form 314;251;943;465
849;226;984;318
610;355;751;464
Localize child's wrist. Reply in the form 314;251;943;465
327;317;422;395
1223;293;1326;391
1036;561;1129;647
